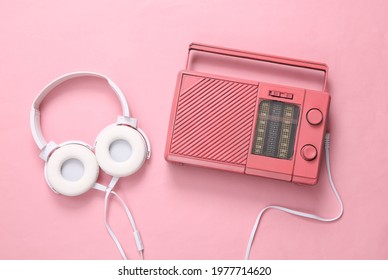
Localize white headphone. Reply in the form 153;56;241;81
30;71;151;196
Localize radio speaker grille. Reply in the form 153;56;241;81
170;76;258;165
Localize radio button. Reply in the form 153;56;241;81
269;90;281;97
301;145;317;161
306;108;323;125
269;90;293;99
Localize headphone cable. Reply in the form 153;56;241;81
94;177;144;260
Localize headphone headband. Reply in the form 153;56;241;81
30;72;131;150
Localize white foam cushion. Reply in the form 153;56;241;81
95;125;147;177
45;143;99;196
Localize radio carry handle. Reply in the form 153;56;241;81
186;43;328;92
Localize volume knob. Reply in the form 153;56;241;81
306;108;323;125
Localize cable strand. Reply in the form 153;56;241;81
245;133;344;259
102;177;144;260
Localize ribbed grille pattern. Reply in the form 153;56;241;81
170;76;258;165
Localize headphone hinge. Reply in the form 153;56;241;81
117;116;137;128
39;141;58;161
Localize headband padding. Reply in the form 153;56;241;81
45;143;99;196
95;125;147;177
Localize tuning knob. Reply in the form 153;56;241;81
301;144;317;161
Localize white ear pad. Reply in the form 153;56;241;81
95;125;147;177
45;143;99;196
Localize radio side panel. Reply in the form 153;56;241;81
292;90;330;185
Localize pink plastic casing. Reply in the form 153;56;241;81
165;43;330;185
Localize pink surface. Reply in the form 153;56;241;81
0;0;387;259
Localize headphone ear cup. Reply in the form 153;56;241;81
45;143;99;196
95;125;147;177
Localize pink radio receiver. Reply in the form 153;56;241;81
165;43;330;185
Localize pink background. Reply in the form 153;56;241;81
0;0;387;259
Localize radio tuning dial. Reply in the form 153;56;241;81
306;108;323;125
301;145;317;161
